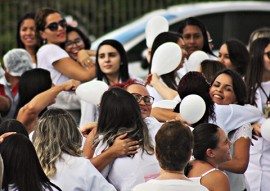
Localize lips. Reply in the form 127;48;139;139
213;94;223;99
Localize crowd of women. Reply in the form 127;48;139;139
0;6;270;191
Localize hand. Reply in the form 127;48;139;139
252;123;261;137
61;79;80;91
175;113;190;126
77;49;96;69
146;74;152;85
111;133;140;158
0;132;16;143
80;122;97;137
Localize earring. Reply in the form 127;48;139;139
43;39;47;44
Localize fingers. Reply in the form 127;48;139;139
0;132;16;143
115;133;128;140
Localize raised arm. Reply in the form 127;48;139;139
53;57;96;82
147;73;178;100
17;80;80;132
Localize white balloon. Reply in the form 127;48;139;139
75;81;109;105
179;94;206;124
152;100;179;109
187;50;209;72
261;119;270;141
145;16;169;48
151;42;182;75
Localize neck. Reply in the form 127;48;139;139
25;46;37;64
107;73;119;85
157;168;189;180
204;158;217;168
262;70;270;82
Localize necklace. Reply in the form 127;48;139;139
259;84;270;118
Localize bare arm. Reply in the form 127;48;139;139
83;129;139;172
151;108;180;122
53;57;96;82
147;73;178;100
219;137;250;174
17;80;80;132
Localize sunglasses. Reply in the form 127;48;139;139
45;19;67;31
264;52;270;59
132;93;154;105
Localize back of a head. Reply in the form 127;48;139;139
96;87;153;154
177;71;215;125
155;121;193;171
200;60;226;83
248;27;270;49
0;119;28;138
0;134;51;190
225;39;249;76
33;108;82;177
3;48;33;77
192;123;219;161
17;68;51;114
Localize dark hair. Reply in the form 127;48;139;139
96;39;130;84
248;27;270;48
225;39;249;76
149;31;182;90
35;7;60;44
155;121;193;171
176;71;215;126
212;69;247;105
0;134;61;191
16;12;38;50
245;37;270;105
94;87;153;154
200;59;226;83
192;123;220;161
178;17;215;57
0;119;28;137
63;25;91;49
16;68;52;117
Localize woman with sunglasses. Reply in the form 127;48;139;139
35;7;95;123
244;37;270;191
35;7;95;84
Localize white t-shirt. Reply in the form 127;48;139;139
213;103;262;134
94;120;160;191
37;44;70;85
50;153;116;191
37;44;81;111
132;179;208;191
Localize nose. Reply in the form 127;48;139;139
217;56;224;64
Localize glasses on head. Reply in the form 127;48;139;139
264;52;270;59
65;38;83;49
132;93;154;105
45;19;67;31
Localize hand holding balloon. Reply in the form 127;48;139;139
76;80;109;105
179;94;206;124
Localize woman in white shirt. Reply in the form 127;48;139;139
33;108;116;191
93;87;159;191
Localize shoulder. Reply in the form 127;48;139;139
201;169;229;188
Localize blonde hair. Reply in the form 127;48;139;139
33;108;82;177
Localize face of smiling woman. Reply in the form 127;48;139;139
209;73;238;105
